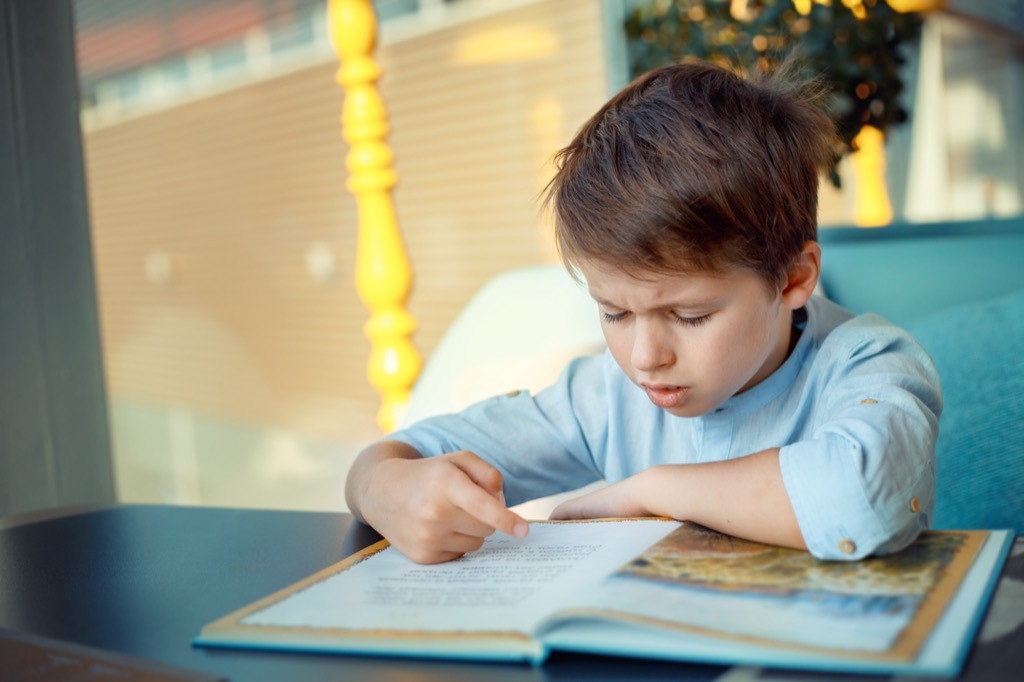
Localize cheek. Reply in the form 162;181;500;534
703;317;766;371
601;326;632;369
695;337;737;376
724;311;777;367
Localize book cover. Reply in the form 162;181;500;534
194;519;1012;676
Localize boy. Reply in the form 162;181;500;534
345;60;941;565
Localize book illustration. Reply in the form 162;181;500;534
578;524;981;659
620;522;967;595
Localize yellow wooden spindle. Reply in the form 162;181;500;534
328;0;422;431
851;125;893;227
791;1;908;226
887;0;945;12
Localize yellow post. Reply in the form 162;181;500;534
887;0;945;12
794;0;940;226
851;125;893;227
328;0;422;431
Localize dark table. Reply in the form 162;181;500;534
0;504;1020;681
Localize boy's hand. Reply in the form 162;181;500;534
353;448;529;564
549;476;650;520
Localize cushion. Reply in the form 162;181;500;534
401;266;604;427
906;289;1024;534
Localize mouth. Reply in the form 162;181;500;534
641;383;690;410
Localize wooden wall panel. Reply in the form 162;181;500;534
84;0;609;443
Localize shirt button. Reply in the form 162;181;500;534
860;398;878;405
505;390;521;398
909;497;921;513
838;539;857;555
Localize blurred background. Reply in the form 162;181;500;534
66;0;1022;513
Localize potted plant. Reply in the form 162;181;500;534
624;0;923;222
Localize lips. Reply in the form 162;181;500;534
641;383;690;409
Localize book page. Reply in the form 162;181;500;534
551;524;987;662
242;519;681;635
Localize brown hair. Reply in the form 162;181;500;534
545;59;836;290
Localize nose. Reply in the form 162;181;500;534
630;318;675;372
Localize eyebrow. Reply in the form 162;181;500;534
590;294;723;311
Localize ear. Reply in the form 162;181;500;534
780;241;821;310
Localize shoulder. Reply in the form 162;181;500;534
801;297;941;414
806;296;933;366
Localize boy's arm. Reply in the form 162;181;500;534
345;440;528;564
550;448;807;550
553;328;940;560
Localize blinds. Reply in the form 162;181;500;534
79;0;611;441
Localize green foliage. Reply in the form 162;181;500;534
624;0;922;186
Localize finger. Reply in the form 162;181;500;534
449;451;505;497
443;531;489;555
448;512;498;539
448;477;529;539
445;452;527;537
401;530;490;565
401;546;471;565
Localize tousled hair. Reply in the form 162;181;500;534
545;59;836;290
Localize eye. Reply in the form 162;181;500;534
601;310;630;324
673;313;712;327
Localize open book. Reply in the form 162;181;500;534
195;519;1012;676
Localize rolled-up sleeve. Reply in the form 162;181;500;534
779;320;941;561
388;355;610;505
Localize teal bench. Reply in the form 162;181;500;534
409;217;1024;531
819;217;1024;534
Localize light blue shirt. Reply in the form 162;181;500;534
391;296;941;561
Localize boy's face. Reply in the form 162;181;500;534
580;259;799;418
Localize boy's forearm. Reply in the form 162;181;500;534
344;439;423;523
638;449;807;550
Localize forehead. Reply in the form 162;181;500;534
580;259;725;298
576;258;772;307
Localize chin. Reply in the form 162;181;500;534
664;403;709;419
